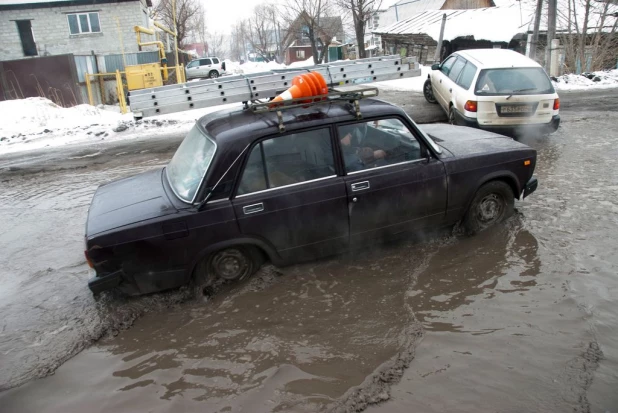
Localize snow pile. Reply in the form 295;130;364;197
224;60;286;75
552;69;618;90
0;97;235;155
288;57;318;68
373;65;431;92
0;98;130;138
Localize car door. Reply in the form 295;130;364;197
336;118;448;246
441;57;467;113
232;127;349;263
197;58;212;77
452;61;478;115
432;55;457;110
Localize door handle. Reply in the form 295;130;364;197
242;203;264;215
449;88;452;93
439;79;442;83
351;181;370;192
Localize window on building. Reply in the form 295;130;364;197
67;12;101;35
296;50;305;59
16;20;37;56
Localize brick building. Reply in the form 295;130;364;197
0;0;154;61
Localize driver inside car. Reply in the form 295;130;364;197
339;123;387;172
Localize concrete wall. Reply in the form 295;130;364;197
0;0;155;61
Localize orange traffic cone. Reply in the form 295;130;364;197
270;72;328;107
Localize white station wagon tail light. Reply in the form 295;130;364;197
464;100;478;112
553;98;560;110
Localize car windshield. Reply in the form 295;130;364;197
187;60;199;68
475;68;554;96
166;125;216;203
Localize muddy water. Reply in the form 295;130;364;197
1;104;618;412
0;155;193;391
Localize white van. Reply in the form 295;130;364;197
424;49;560;134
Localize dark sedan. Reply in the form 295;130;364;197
86;98;538;296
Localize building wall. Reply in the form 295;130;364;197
0;0;154;61
286;46;313;65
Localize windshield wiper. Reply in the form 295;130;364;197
506;88;537;100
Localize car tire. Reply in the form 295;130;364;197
193;246;263;292
463;181;514;235
209;70;219;79
448;106;456;125
423;79;437;104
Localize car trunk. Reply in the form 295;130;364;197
475;94;556;126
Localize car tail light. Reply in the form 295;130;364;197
553;98;560;110
85;250;94;268
464;100;477;112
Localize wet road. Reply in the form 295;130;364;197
1;89;617;412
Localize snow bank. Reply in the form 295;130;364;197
552;69;618;91
224;60;286;75
288;57;318;68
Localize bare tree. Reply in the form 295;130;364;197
282;0;343;64
208;31;226;58
335;0;382;59
245;4;278;62
229;21;246;61
557;0;618;72
195;4;208;56
152;0;202;49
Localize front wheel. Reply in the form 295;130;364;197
423;79;437;104
462;181;514;235
193;246;262;293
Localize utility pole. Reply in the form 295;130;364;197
433;14;446;63
529;0;543;60
545;0;556;72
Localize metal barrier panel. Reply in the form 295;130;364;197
0;54;82;106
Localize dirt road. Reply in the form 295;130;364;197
0;88;617;412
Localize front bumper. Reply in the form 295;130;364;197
88;270;122;295
453;110;561;135
523;177;538;198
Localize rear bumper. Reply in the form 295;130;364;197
88;270;122;295
523;177;538;198
454;110;560;135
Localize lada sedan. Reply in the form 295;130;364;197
85;98;538;296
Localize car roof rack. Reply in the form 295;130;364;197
250;86;379;132
129;55;420;119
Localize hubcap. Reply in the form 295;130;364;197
211;72;218;78
425;84;434;100
477;194;504;224
212;249;248;280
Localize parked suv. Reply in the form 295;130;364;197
185;57;226;80
424;49;560;134
85;97;538;296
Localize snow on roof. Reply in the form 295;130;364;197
374;5;531;43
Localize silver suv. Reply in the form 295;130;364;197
185;57;226;80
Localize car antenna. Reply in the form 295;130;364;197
197;143;251;211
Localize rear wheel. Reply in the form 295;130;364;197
209;70;219;79
463;181;514;235
193;246;262;294
423;79;437;104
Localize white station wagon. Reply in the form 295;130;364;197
424;49;560;135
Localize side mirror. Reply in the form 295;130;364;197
431;63;441;71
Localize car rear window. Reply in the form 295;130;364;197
475;67;554;96
212;58;219;64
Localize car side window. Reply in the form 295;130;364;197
448;58;466;82
456;62;478;89
440;56;457;75
212;58;219;64
338;118;423;173
237;128;335;196
187;60;199;68
200;58;212;66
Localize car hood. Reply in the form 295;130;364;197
420;124;528;157
86;168;177;237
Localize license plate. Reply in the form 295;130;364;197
501;105;533;114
